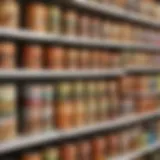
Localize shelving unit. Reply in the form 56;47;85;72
0;110;160;155
0;0;160;159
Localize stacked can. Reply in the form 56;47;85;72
22;84;54;134
42;84;54;131
22;84;43;134
0;0;19;28
0;42;16;69
55;82;73;129
0;84;17;141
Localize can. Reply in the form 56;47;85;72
60;144;77;160
42;84;54;131
22;44;43;69
79;49;90;69
46;46;65;69
66;48;79;70
91;50;100;69
0;0;19;28
63;10;77;36
25;2;48;32
49;5;61;34
78;141;91;160
22;84;43;134
55;82;73;129
0;84;16;117
91;137;106;160
78;14;90;37
21;152;42;160
90;17;101;39
0;116;17;141
0;42;16;69
43;147;59;160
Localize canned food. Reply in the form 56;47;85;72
22;84;43;134
0;42;16;69
66;48;79;69
63;10;77;36
22;44;43;69
79;49;90;69
60;144;77;160
0;116;17;141
46;46;65;69
42;85;54;131
0;0;19;28
0;84;16;117
25;2;48;32
49;5;61;34
21;152;42;160
43;147;59;160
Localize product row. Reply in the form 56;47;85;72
0;1;159;44
1;42;160;69
1;76;160;141
137;151;160;160
2;120;160;160
88;0;160;20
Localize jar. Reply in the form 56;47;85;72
0;42;16;69
49;5;61;34
46;46;65;70
0;0;19;28
22;44;43;69
25;2;48;32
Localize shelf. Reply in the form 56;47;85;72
112;141;160;160
0;110;160;155
0;28;160;50
0;69;123;81
69;0;160;28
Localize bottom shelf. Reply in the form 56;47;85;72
112;141;160;160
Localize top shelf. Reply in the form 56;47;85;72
67;0;160;28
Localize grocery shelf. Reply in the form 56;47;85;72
0;69;123;80
69;0;160;28
0;28;160;50
0;110;160;155
112;141;160;160
127;67;160;74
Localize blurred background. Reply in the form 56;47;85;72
0;0;160;160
